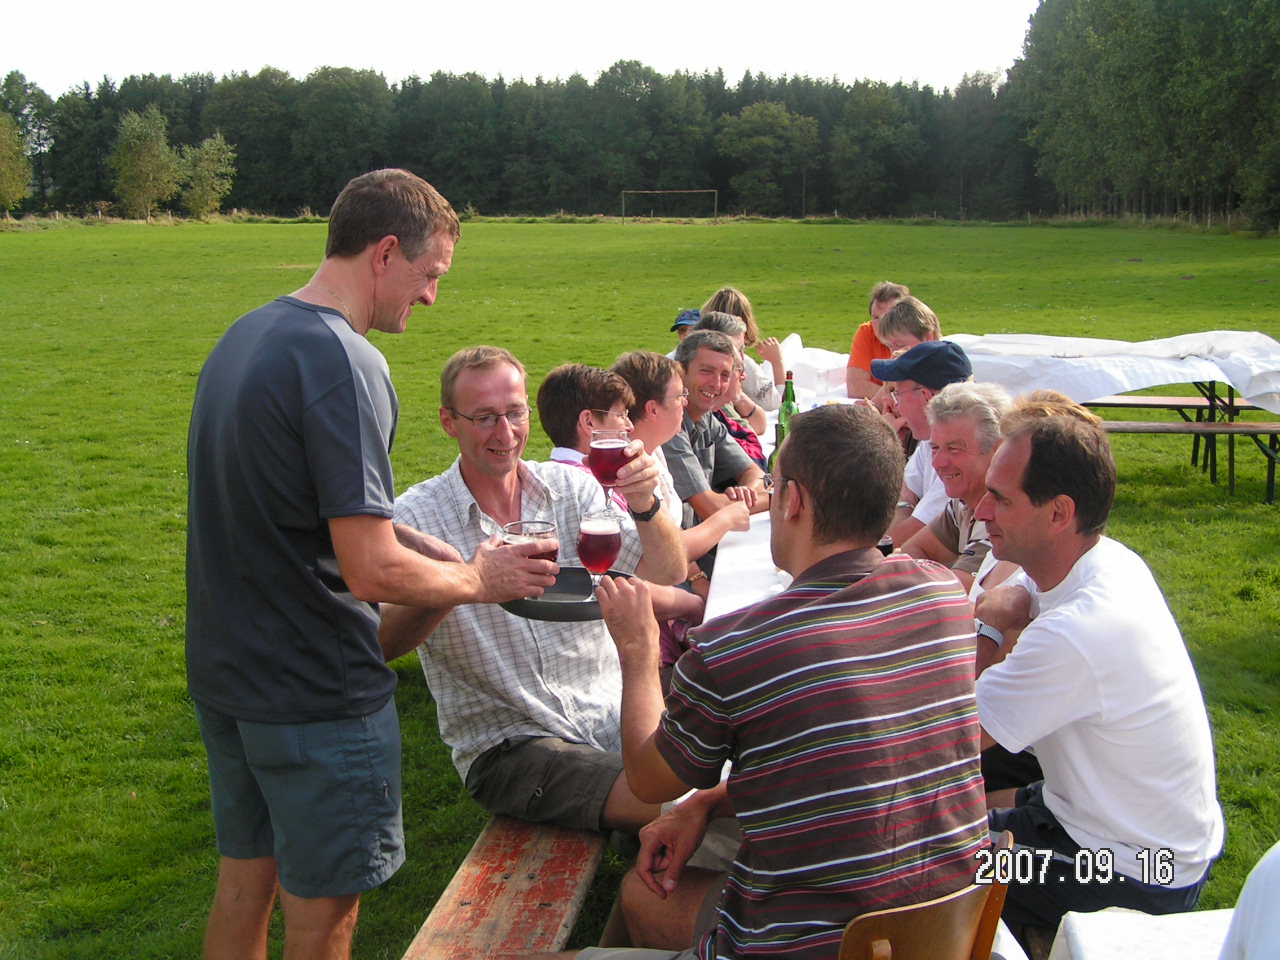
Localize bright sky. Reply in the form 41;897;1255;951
10;0;1040;99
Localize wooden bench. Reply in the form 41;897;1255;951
1085;392;1257;469
1101;420;1280;502
402;815;608;959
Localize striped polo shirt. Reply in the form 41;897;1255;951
658;548;987;960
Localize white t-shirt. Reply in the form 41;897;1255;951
652;446;684;526
742;354;781;411
1218;839;1280;960
977;537;1223;885
904;442;948;527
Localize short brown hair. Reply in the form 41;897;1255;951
868;281;910;317
613;351;681;423
536;364;634;448
1004;416;1115;537
780;404;904;546
440;346;524;411
701;286;760;345
326;168;461;261
877;296;941;342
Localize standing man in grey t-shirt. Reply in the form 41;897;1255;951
186;169;556;960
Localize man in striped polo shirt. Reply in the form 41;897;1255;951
583;404;988;960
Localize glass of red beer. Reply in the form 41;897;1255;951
501;520;559;563
577;510;622;591
588;429;632;493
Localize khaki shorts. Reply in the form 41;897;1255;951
466;736;623;832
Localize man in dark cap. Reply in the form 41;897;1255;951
871;340;973;546
667;308;701;357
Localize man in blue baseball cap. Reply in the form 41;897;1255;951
667;308;702;359
872;340;974;546
670;308;700;336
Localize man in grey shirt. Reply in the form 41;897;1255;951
186;169;554;960
661;330;770;526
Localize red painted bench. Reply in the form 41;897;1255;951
402;815;607;959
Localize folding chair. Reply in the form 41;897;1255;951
839;831;1014;960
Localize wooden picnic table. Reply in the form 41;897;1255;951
1085;383;1279;502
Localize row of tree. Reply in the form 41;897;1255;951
0;64;1048;220
1013;0;1280;225
2;0;1278;225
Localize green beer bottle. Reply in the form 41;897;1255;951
767;421;787;474
778;370;800;429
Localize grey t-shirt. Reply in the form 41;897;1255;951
661;411;755;504
186;296;399;723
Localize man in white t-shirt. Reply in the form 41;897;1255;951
871;340;974;546
973;414;1224;942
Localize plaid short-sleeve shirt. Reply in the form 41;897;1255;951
393;458;642;780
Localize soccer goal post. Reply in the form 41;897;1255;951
621;189;718;222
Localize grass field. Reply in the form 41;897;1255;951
2;218;1279;958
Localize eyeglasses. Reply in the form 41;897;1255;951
889;385;928;402
664;390;690;405
450;406;531;429
762;473;795;492
591;409;633;424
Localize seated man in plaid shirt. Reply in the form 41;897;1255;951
379;345;686;836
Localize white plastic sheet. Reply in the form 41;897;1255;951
774;330;1280;413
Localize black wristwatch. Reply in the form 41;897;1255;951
628;490;663;522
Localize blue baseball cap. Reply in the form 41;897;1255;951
871;340;972;390
670;308;700;332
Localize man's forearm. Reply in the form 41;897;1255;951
847;367;876;400
632;509;688;585
681;504;744;562
379;602;454;662
886;514;923;548
680;781;733;820
618;638;666;758
617;636;690;803
332;515;486;607
899;527;957;566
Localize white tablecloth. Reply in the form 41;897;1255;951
1047;907;1233;960
772;330;1280;413
704;515;787;622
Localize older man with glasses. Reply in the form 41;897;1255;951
870;339;974;548
379;346;687;839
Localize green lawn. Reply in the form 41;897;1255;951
1;218;1278;958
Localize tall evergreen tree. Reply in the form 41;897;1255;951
203;68;301;213
47;80;120;211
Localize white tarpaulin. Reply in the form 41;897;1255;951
777;330;1280;414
